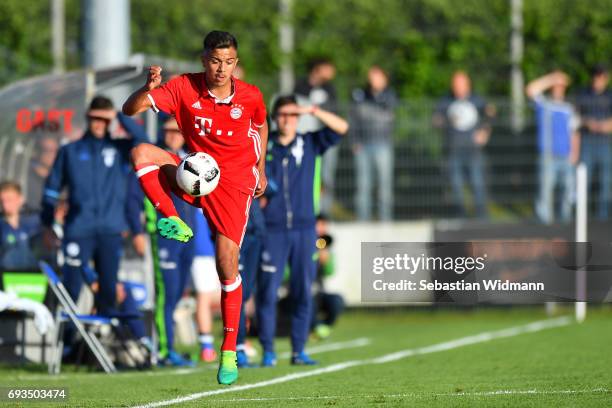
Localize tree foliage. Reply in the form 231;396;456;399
0;0;611;98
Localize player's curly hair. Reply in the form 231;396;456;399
203;31;238;54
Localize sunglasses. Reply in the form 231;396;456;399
276;112;300;118
87;115;112;122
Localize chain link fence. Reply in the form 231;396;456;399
329;98;553;221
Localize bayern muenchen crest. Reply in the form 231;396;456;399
230;104;243;119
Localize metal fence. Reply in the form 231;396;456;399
0;66;605;223
329;98;546;221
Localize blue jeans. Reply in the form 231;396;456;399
354;143;394;221
536;155;575;224
580;139;611;219
321;145;339;215
448;150;488;217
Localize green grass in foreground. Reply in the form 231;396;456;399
1;306;611;407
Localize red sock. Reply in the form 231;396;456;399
220;275;242;352
135;163;178;218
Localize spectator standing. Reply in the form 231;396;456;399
577;65;612;219
434;71;492;218
294;58;339;215
351;66;397;221
526;71;580;224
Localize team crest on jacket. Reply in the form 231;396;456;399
230;104;243;119
102;148;117;167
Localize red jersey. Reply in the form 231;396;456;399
148;73;266;194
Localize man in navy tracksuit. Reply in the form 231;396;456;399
41;96;147;316
257;95;349;366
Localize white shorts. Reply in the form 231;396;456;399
191;256;220;293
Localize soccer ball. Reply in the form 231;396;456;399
176;152;220;196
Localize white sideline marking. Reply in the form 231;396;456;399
277;337;371;359
204;388;610;403
131;316;572;408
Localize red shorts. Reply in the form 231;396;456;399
168;152;252;247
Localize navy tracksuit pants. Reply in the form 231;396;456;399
237;233;262;346
158;235;194;352
62;233;122;315
256;228;317;354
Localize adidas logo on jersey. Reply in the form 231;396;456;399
191;101;202;109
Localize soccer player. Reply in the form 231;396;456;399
122;31;268;385
257;95;348;366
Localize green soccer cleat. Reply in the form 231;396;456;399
217;351;238;385
157;216;193;242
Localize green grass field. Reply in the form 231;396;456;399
1;306;611;407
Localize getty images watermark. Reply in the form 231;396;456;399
361;242;612;304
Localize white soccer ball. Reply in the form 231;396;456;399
176;152;220;197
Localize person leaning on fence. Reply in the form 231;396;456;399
40;95;148;317
350;65;397;221
294;58;339;215
526;71;580;225
576;64;612;220
433;71;493;218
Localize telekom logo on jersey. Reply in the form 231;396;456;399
194;116;234;137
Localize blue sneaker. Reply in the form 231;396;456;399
161;350;195;367
291;352;317;366
236;350;253;368
261;351;277;367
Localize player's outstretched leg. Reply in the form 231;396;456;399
157;216;193;242
132;144;194;243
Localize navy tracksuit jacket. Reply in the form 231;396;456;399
257;127;340;354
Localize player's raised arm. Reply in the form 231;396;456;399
122;65;163;115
